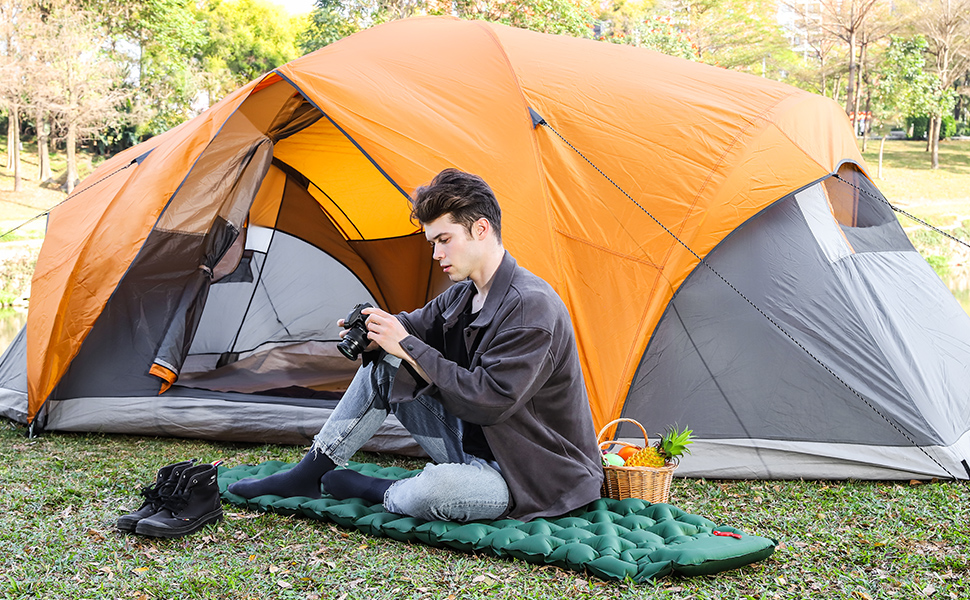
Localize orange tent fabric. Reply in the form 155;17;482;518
26;17;864;433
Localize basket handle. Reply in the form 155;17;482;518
598;439;641;453
596;418;650;448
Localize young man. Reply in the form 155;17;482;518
229;169;603;522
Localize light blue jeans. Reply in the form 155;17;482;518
312;353;510;522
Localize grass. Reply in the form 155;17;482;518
0;422;967;599
859;139;970;224
1;134;970;598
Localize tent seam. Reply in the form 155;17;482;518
471;22;567;295
554;229;662;269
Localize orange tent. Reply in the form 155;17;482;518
6;17;969;479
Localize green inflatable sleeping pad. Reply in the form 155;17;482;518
218;461;776;583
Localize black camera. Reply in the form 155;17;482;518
337;302;373;360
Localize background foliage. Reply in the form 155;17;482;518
1;0;968;175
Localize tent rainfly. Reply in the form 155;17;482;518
1;16;968;480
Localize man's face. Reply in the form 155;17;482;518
424;214;487;283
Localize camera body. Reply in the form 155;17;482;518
337;302;373;360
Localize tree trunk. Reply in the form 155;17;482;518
930;117;940;170
861;87;872;153
878;135;886;179
36;108;51;183
11;108;21;192
8;105;24;192
855;42;868;142
5;117;13;170
66;120;78;194
846;29;857;126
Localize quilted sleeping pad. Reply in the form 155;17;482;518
218;461;776;583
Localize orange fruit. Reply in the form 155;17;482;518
617;445;640;461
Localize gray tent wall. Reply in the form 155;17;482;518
0;327;27;424
623;165;970;480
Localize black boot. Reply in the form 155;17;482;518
117;459;196;533
135;463;223;538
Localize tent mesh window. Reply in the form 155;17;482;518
823;164;914;254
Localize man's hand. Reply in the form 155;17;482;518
336;317;380;353
359;307;411;359
354;307;432;382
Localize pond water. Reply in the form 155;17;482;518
0;308;27;357
1;268;969;357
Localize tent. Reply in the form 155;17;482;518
1;16;968;479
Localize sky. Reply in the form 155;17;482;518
268;0;316;15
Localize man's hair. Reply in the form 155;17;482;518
411;168;502;242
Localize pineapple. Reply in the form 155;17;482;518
624;425;693;468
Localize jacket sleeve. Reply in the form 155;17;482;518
391;321;556;426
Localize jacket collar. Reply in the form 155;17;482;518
442;251;516;330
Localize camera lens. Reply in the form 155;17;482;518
337;326;367;360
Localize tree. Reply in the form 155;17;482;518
876;35;953;146
33;1;131;192
0;0;30;191
784;0;885;128
299;0;595;54
198;0;305;104
84;0;206;137
299;0;358;53
663;0;798;77
913;0;970;168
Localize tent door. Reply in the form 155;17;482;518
151;139;275;393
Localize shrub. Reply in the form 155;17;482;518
906;114;957;139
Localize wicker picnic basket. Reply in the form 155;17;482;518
597;418;677;503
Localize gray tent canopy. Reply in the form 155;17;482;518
624;165;970;480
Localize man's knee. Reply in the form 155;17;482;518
384;462;510;521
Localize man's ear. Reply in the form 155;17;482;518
473;217;490;240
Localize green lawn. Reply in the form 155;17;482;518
859;139;970;225
0;423;967;599
2;135;969;599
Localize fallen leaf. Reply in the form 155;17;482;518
133;567;149;574
276;581;291;589
923;585;936;596
910;480;923;486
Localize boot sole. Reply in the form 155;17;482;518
134;508;223;538
116;516;140;532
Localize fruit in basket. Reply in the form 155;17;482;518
617;445;640;461
602;453;625;466
624;425;693;468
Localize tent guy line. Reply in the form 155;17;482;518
535;118;959;480
0;155;145;240
834;172;970;252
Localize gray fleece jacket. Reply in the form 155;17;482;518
391;252;603;521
